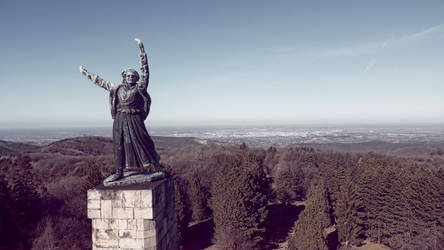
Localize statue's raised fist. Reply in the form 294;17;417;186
135;38;145;53
79;66;87;74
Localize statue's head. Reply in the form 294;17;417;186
121;68;139;85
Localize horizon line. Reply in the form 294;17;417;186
0;122;444;130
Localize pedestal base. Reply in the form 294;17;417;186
87;178;177;250
103;171;166;187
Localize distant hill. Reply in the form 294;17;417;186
152;136;204;148
40;136;203;153
0;135;204;157
296;141;444;155
386;144;444;158
0;139;40;156
298;141;412;154
40;136;114;156
0;136;205;182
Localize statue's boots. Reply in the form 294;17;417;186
108;169;124;182
154;161;162;172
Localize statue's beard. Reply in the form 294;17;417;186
124;80;137;86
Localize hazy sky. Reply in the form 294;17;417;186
1;0;444;128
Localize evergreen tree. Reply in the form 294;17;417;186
0;169;15;249
163;165;191;248
345;154;383;244
8;155;43;249
334;168;361;246
189;173;211;221
174;176;191;248
274;167;305;204
317;153;358;246
288;179;334;250
329;153;444;248
210;152;270;248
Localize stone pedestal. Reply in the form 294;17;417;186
87;178;177;250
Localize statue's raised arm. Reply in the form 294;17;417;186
79;65;117;91
135;38;149;90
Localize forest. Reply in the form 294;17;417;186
0;136;443;249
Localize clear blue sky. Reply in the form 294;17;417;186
1;0;443;128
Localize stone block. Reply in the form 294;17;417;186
101;200;113;218
143;229;156;238
121;190;140;207
143;220;156;231
100;190;119;200
94;219;110;229
88;189;101;200
118;229;136;239
115;219;127;230
136;219;144;230
119;238;144;248
127;219;137;230
93;247;119;250
133;228;156;239
144;236;157;248
111;199;123;208
140;190;152;208
134;207;153;219
104;219;117;229
144;247;157;250
88;199;101;209
113;207;134;219
88;209;100;219
93;229;118;248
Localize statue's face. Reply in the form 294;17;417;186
125;71;138;85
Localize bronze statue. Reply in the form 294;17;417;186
80;39;163;185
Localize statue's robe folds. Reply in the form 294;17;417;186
89;52;160;171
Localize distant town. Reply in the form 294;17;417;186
1;124;443;147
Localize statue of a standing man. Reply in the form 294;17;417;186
80;39;162;183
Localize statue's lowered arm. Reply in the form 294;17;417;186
79;66;117;91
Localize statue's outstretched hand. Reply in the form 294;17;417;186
135;38;145;54
79;66;92;80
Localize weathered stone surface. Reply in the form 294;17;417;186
88;199;101;209
88;189;101;200
94;219;110;229
118;229;136;239
101;200;113;218
127;219;137;230
142;229;156;238
94;229;118;248
140;190;153;208
116;219;127;230
121;190;140;207
143;220;156;231
119;238;144;248
100;190;119;200
93;247;120;250
88;209;101;219
113;207;134;219
144;236;157;248
111;199;123;208
134;207;153;219
88;177;177;249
